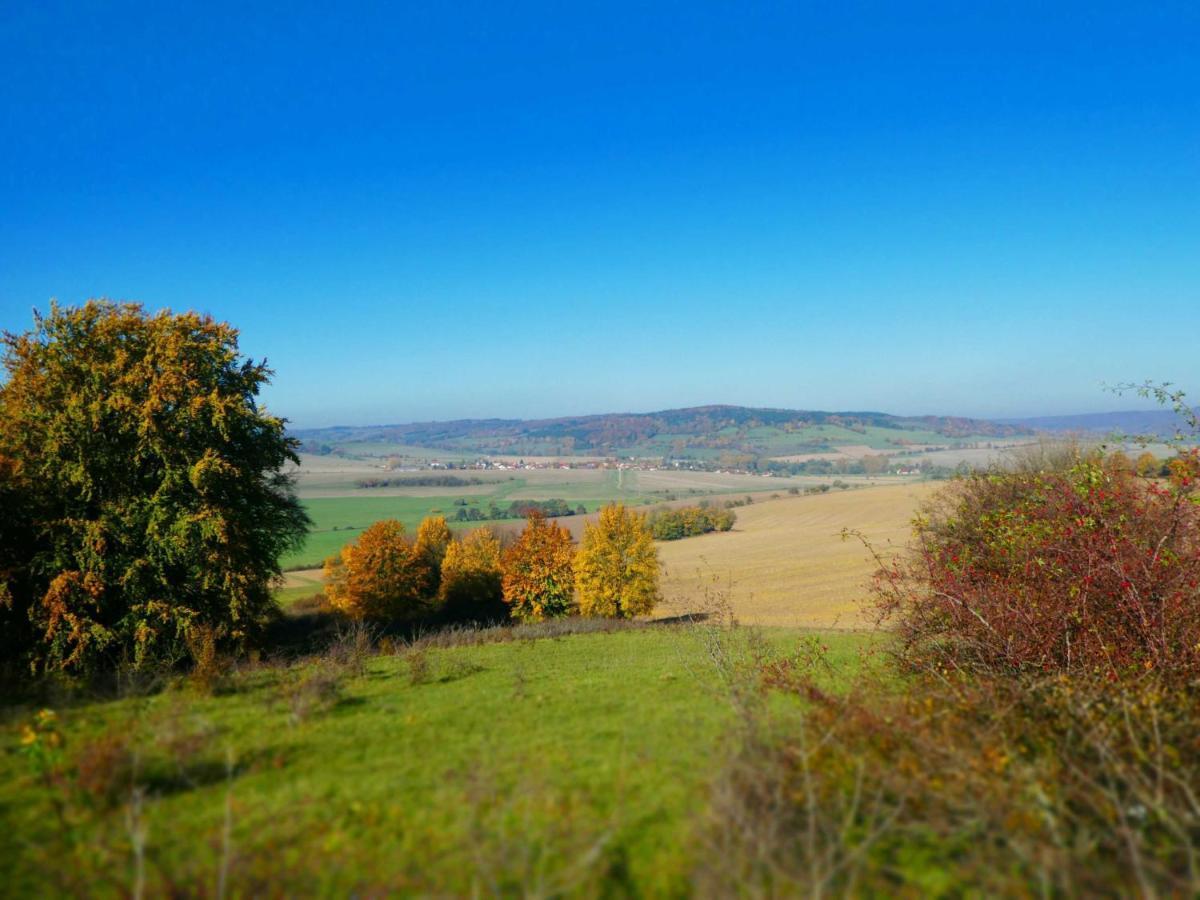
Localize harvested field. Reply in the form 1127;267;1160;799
656;481;940;628
274;482;944;622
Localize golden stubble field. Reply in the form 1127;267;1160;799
655;481;941;628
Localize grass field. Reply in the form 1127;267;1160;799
657;482;939;628
0;625;879;895
280;457;908;570
278;479;939;615
282;489;654;570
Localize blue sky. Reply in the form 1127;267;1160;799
2;2;1197;427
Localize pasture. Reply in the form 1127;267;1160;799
280;454;910;570
0;625;879;895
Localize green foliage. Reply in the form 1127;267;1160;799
0;301;309;672
646;505;735;540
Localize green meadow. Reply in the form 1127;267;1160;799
0;625;879;895
283;486;657;570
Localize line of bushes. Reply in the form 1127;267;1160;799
452;498;586;522
646;505;736;540
355;474;488;488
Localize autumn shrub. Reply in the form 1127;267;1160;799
575;504;661;618
323;519;434;621
439;528;509;623
406;646;433;685
874;449;1200;685
185;623;227;695
326;620;376;677
501;512;575;621
701;440;1200;895
277;662;346;724
700;659;1200;897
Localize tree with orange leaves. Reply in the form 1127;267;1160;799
500;511;575;621
324;519;433;620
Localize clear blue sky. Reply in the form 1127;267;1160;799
2;2;1197;427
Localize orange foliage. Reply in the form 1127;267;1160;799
324;520;433;620
500;512;575;621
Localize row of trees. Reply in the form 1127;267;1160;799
765;454;894;476
646;505;736;540
324;505;661;623
355;475;486;488
451;498;586;523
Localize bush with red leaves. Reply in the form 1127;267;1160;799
875;449;1200;684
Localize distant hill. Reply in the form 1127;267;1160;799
292;405;1032;459
996;409;1197;439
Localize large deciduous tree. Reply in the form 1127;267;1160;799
439;527;507;623
0;300;309;671
323;519;433;621
501;512;575;621
574;504;660;618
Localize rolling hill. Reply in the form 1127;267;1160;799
292;405;1031;459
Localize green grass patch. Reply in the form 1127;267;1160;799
283;490;656;569
0;625;879;895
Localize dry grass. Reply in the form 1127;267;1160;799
656;482;939;628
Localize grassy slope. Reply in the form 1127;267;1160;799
0;626;877;895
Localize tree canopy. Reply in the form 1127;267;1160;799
0;300;309;671
323;519;435;621
439;528;507;623
574;504;660;619
501;512;575;621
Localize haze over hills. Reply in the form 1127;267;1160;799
998;409;1197;439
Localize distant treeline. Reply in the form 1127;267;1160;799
453;498;586;522
647;505;736;540
357;475;488;488
764;456;895;476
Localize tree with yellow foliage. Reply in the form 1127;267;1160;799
1135;451;1160;477
439;528;507;623
415;515;454;594
324;519;432;620
575;503;660;619
501;512;575;621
